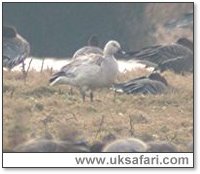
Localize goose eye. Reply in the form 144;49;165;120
113;43;117;48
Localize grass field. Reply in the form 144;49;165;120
3;68;193;152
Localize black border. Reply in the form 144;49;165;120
2;1;195;168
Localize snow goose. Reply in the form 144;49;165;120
3;26;30;70
49;40;123;101
72;35;103;59
112;73;168;95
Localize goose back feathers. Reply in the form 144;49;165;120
112;73;168;95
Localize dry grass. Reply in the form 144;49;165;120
3;69;193;151
153;24;193;44
145;3;193;25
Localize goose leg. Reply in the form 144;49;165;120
69;87;74;95
21;60;28;84
90;91;94;102
111;84;117;102
113;90;117;102
22;60;26;77
82;94;86;102
80;88;86;102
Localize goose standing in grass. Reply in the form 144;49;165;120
124;37;193;74
49;40;124;101
111;73;168;95
69;35;103;95
3;26;30;71
72;35;103;59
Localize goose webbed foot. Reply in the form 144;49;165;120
80;89;86;102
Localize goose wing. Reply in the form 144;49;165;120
3;34;30;69
72;46;103;59
113;78;167;94
62;53;104;71
155;55;193;73
126;44;192;65
49;54;104;83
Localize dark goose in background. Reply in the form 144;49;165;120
72;35;103;59
154;54;193;74
3;26;30;70
125;37;193;64
124;38;193;74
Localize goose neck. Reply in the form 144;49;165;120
103;50;113;57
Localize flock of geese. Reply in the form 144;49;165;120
8;132;184;153
3;26;193;152
3;26;193;101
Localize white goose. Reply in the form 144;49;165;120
49;40;123;101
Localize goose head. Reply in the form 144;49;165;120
3;26;17;38
88;35;99;46
103;40;124;57
148;72;168;86
176;37;193;51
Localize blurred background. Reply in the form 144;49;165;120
3;2;193;58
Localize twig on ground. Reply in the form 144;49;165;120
95;115;105;138
10;88;15;98
70;112;78;121
129;115;135;136
23;58;33;83
166;133;178;143
40;116;54;137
